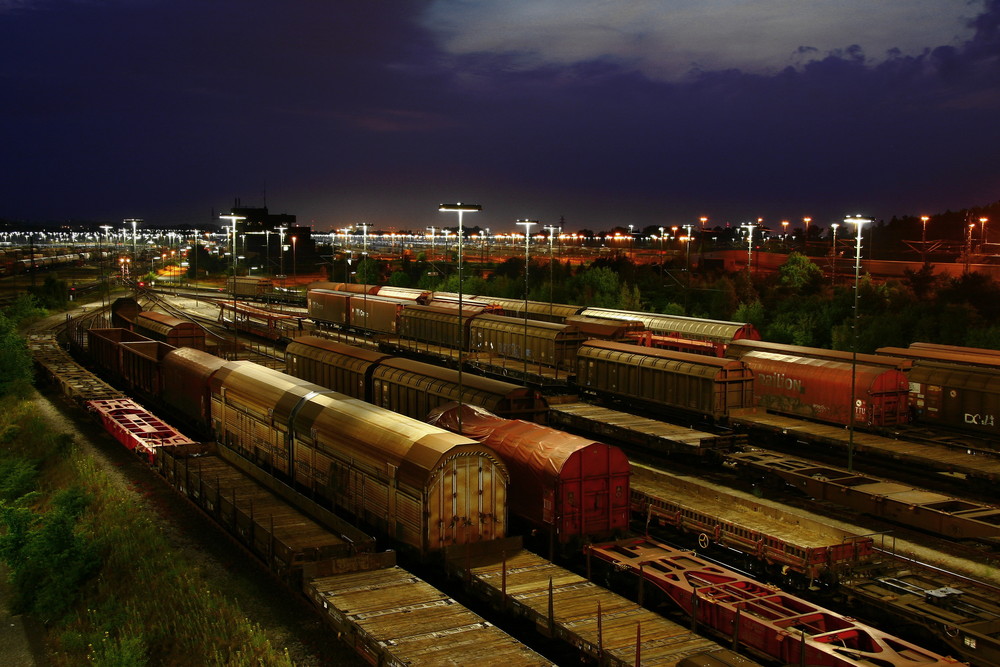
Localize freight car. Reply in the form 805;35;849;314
578;308;759;355
739;350;910;427
226;275;274;298
307;289;409;335
726;339;912;371
576;340;755;422
894;358;999;438
467;314;587;377
209;362;510;554
216;301;304;341
285;336;548;421
82;329;512;555
110;297;206;350
877;345;1000;372
908;341;1000;359
428;403;630;551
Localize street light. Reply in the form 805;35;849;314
980;217;989;251
291;235;298;281
439;203;482;433
276;225;287;281
920;216;930;263
781;220;789;242
830;223;840;284
741;223;755;273
544;224;560;320
99;225;111;308
516;219;537;382
803;217;811;250
219;214;246;360
844;215;871;472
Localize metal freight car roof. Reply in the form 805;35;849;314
578;308;758;343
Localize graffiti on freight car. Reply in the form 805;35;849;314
964;413;996;427
757;371;804;393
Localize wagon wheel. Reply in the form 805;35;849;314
697;533;710;549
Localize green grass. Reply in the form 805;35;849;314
0;394;296;666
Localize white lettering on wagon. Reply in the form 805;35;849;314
964;413;996;427
758;372;804;393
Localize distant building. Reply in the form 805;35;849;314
225;206;318;277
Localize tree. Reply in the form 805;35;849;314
778;252;823;294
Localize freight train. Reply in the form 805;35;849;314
304;285;916;430
85;328;510;556
82;325;638;551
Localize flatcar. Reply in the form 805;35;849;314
741;350;910;427
576;340;755;421
285;336;548;421
428;403;630;549
208;362;510;554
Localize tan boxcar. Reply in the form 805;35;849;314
209;362;509;554
469;314;587;373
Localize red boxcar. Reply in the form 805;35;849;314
741;350;909;427
160;347;229;430
428;404;630;548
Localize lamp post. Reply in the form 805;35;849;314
980;217;989;252
544;224;560;320
920;216;929;263
439;203;481;433
803;217;811;250
219;214;245;360
276;225;287;281
844;215;871;472
781;220;789;243
742;223;755;273
125;218;141;266
830;223;839;285
517;219;537;382
360;222;370;331
291;235;298;282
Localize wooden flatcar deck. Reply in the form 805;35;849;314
631;463;872;579
550;402;744;454
730;408;1000;482
450;547;725;666
306;566;553;666
157;450;376;576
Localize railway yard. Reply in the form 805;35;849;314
18;279;1000;666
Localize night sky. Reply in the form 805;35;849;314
3;1;999;232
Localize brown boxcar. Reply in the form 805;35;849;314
370;357;548;422
741;350;909;427
908;341;1000;359
576;340;755;421
111;297;142;328
160;346;229;429
87;327;151;381
468;314;586;373
285;336;391;400
135;311;206;350
227;275;273;297
904;361;1000;438
397;304;481;353
308;288;351;327
481;296;583;324
209;362;509;554
118;339;174;397
348;294;408;335
429;404;629;546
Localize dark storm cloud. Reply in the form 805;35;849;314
1;1;998;231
